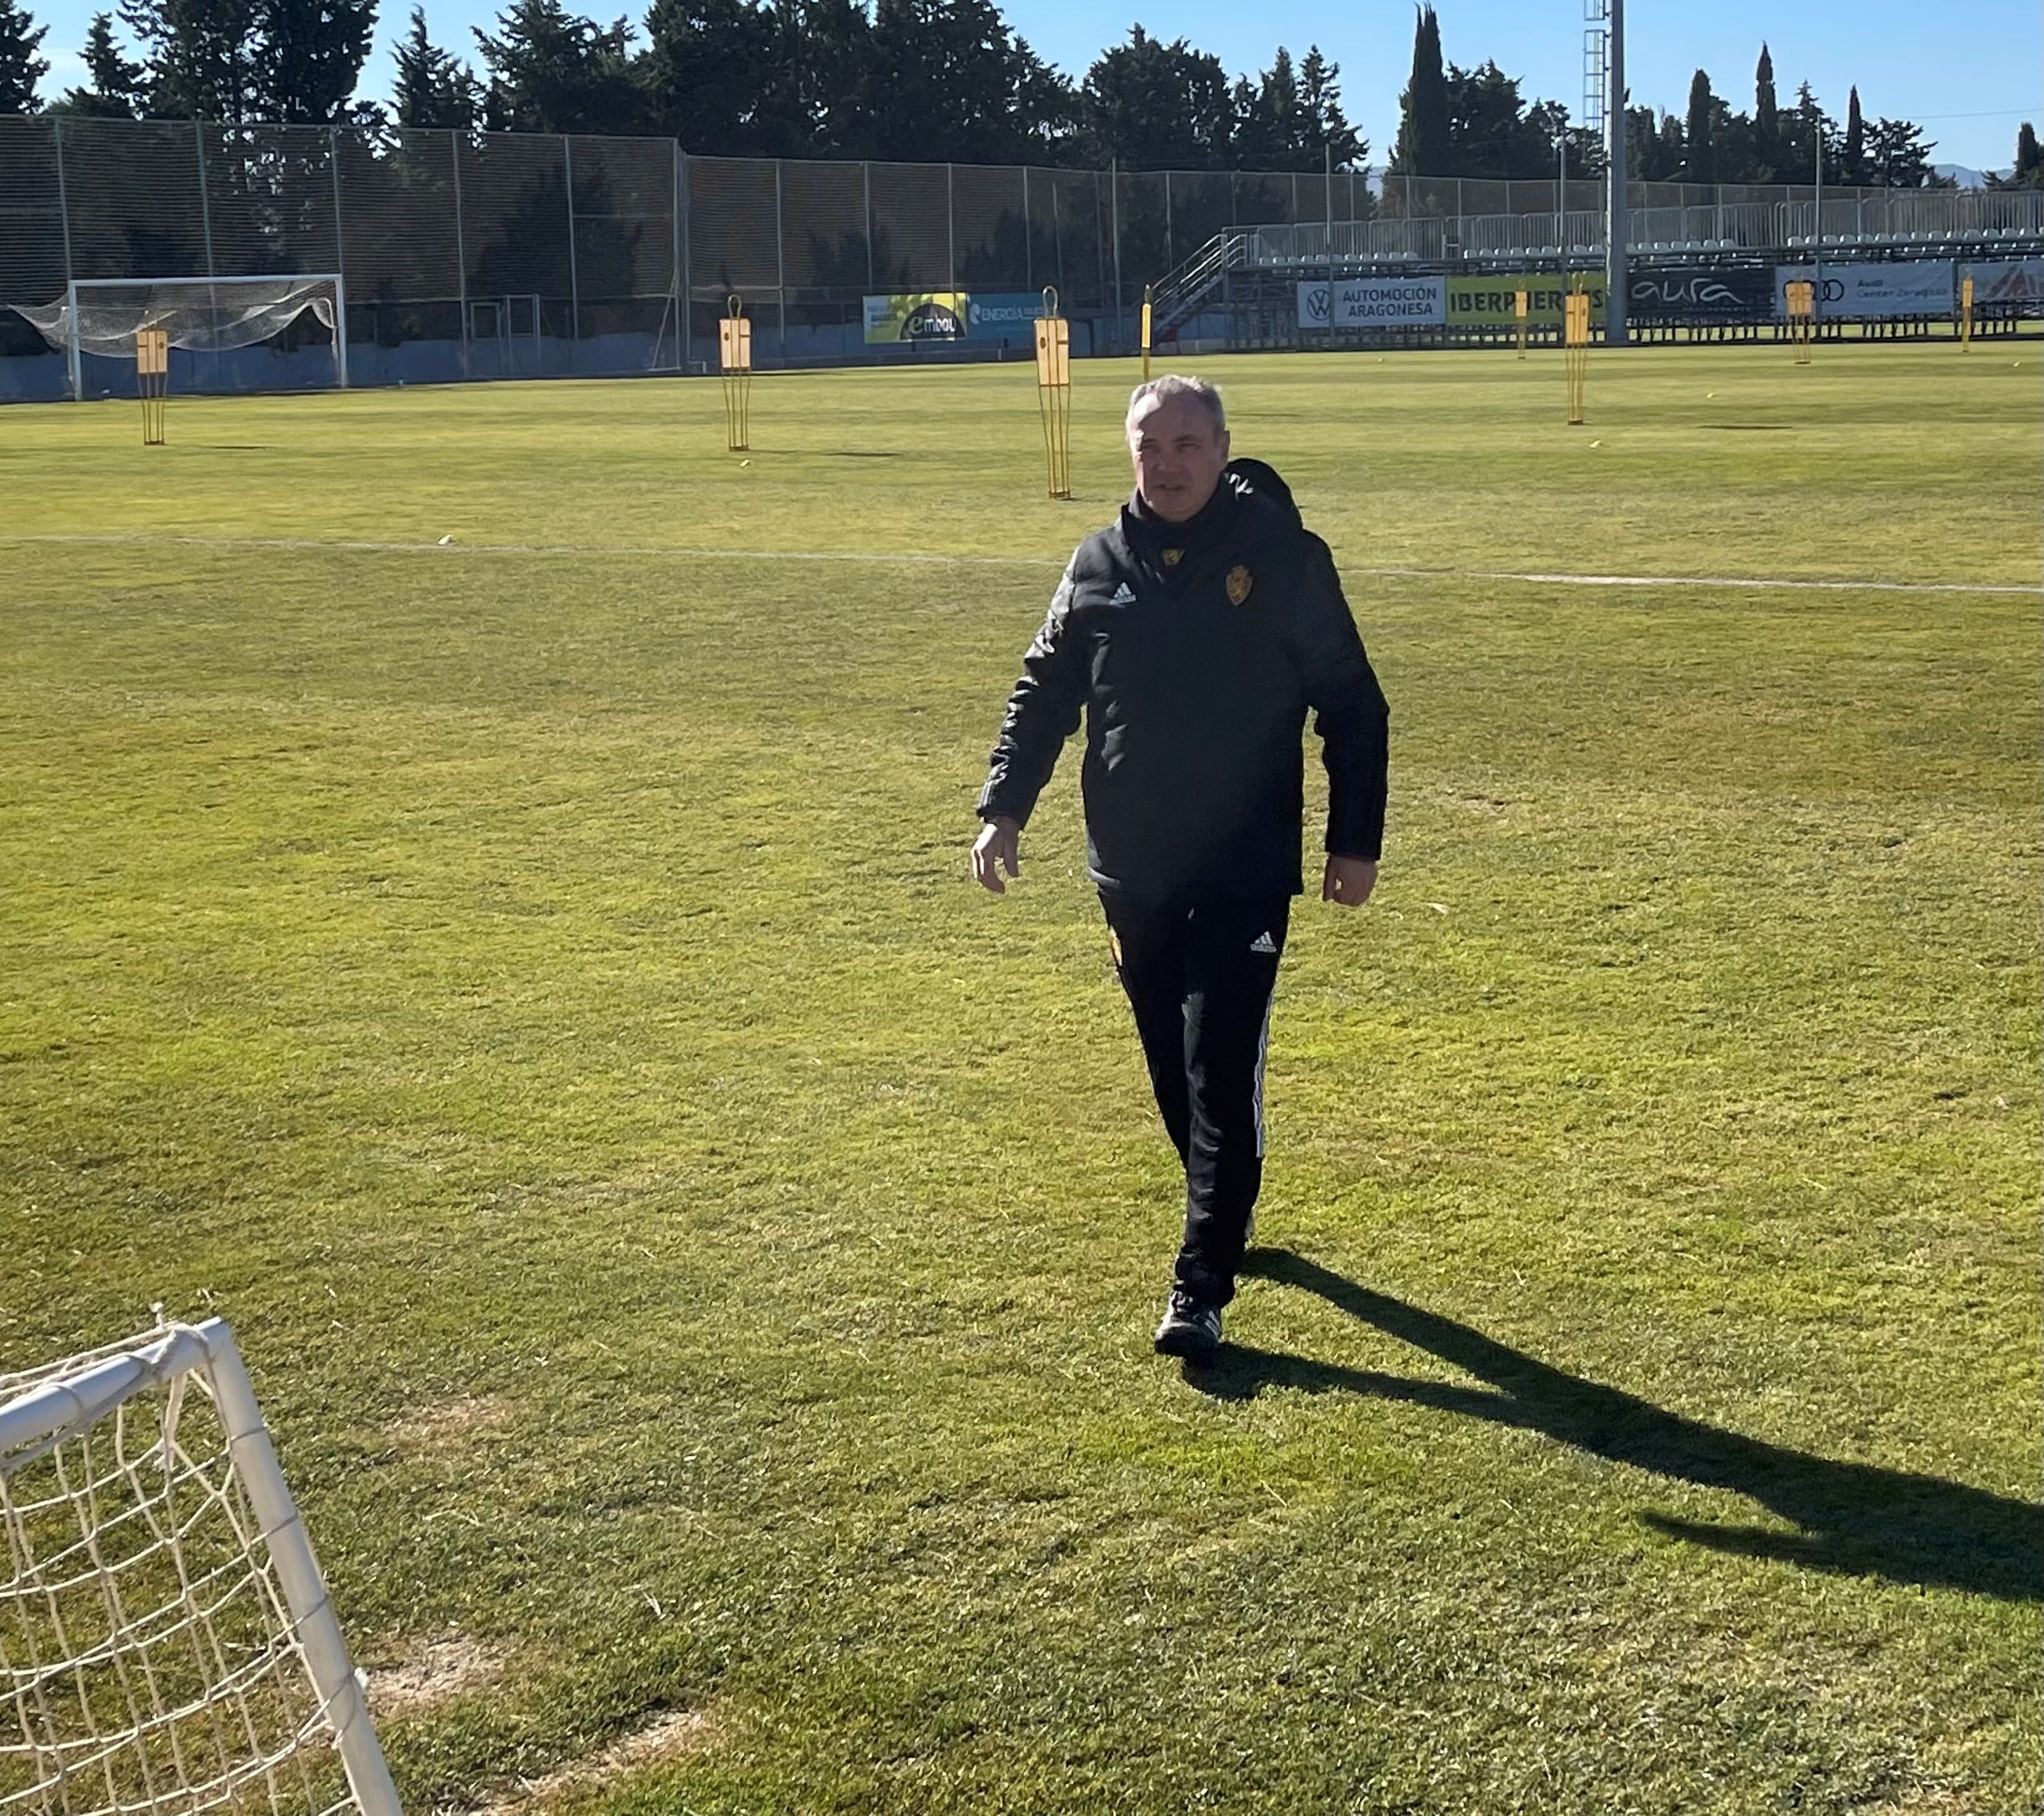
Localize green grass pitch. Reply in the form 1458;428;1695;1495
2;344;2039;1813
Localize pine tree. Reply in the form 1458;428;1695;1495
1079;26;1232;169
1395;5;1448;175
54;10;147;114
639;0;773;151
255;0;377;120
1843;85;1864;185
392;4;480;126
1258;46;1300;164
1683;68;1714;184
1625;103;1683;183
0;0;51;109
796;0;875;157
473;0;643;134
1782;80;1831;181
1752;42;1778;177
1443;60;1553;180
864;0;1068;165
121;0;258;118
1297;45;1363;171
1867;115;1935;188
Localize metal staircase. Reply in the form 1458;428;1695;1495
1148;231;1252;336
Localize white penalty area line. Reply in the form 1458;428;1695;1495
8;531;2037;597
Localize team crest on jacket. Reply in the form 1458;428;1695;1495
1226;564;1254;606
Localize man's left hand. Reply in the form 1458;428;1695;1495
1322;856;1377;907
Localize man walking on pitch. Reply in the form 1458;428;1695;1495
972;375;1390;1360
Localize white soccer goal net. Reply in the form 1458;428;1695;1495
0;1320;398;1815
13;275;349;399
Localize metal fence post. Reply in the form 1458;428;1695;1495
668;138;681;365
1109;159;1121;336
194;119;221;388
946;162;956;291
1022;166;1031;290
51;118;80;401
563;134;580;352
328;126;349;386
1164;170;1173;270
1054;171;1066;299
679;143;691;365
50;118;74;291
329;126;345;274
1323;142;1332;255
194;118;216;276
451;129;469;378
775;157;786;350
862;159;873;290
1093;169;1106;321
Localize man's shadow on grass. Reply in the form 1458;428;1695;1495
1188;1248;2041;1604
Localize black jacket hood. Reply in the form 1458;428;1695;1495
1221;457;1301;529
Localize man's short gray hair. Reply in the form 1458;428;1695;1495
1126;374;1226;435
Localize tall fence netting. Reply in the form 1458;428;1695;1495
2;113;2038;397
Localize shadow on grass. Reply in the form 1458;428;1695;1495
1187;1248;2042;1603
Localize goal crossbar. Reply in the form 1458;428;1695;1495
27;274;351;400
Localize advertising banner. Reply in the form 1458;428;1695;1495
1963;258;2044;304
1447;275;1606;326
1772;261;1953;318
964;292;1045;342
862;292;968;343
1627;266;1774;321
1297;276;1447;328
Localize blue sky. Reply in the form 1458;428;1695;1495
31;0;2044;171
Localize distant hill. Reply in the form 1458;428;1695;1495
1934;163;2008;189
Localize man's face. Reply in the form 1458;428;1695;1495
1128;394;1230;524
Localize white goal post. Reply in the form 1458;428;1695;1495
13;274;349;401
0;1319;399;1815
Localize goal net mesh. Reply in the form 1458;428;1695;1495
0;1327;366;1815
14;279;339;359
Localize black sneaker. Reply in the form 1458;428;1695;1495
1153;1291;1222;1359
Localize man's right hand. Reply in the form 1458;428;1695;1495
971;818;1022;894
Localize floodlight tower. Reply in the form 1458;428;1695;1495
1584;0;1629;344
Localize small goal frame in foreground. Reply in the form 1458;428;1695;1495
0;1319;399;1815
58;274;351;402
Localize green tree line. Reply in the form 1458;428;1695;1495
1390;7;1955;189
2;0;2016;185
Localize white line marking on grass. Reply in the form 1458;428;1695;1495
6;531;1055;568
9;531;2038;596
1434;567;2041;598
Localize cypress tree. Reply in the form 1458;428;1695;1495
1684;68;1713;184
1753;42;1778;175
1397;4;1449;175
2016;122;2042;186
1844;85;1864;185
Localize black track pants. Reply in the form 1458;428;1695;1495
1101;891;1291;1308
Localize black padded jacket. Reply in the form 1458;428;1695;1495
977;459;1390;901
